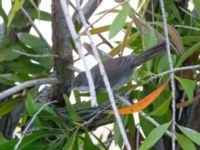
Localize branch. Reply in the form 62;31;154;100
75;1;131;149
0;78;60;102
60;0;98;107
159;0;176;149
12;49;57;58
149;64;200;81
72;0;101;23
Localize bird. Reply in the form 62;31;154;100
71;41;166;92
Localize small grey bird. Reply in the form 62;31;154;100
71;41;166;92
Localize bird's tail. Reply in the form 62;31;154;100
131;41;166;67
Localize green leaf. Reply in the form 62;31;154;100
0;74;19;85
149;98;170;116
0;45;23;62
63;130;78;150
0;100;18;116
6;60;46;74
84;132;96;150
176;77;196;102
64;94;82;122
114;116;128;148
25;94;37;117
17;32;49;52
193;0;200;17
142;30;157;71
27;9;51;21
178;125;200;145
19;131;57;149
143;30;157;50
176;41;200;67
109;4;131;39
176;133;196;150
139;122;171;150
7;0;25;27
0;133;8;145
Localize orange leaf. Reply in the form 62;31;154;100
108;81;169;115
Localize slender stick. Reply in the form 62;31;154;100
159;0;176;149
0;78;59;102
149;64;200;81
75;1;131;149
59;0;98;107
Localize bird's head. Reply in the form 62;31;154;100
71;72;90;92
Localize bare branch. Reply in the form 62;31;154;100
75;1;131;149
60;0;98;107
0;78;60;102
12;49;58;58
159;0;176;149
149;64;200;81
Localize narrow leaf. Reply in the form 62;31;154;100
193;0;200;16
64;94;82;122
139;122;171;150
109;4;131;39
176;133;196;150
149;98;171;116
90;25;110;35
63;130;78;150
7;0;25;27
84;132;96;150
108;81;168;115
178;125;200;145
176;77;196;102
176;41;200;67
0;100;17;116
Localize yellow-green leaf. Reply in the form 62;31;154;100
7;0;25;28
176;133;196;150
109;4;131;39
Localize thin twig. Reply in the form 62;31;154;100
12;49;58;58
60;0;98;107
20;7;51;50
159;0;176;149
149;64;200;81
12;49;81;73
75;1;131;149
14;100;58;150
0;78;59;101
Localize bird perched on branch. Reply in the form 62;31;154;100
71;41;166;92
